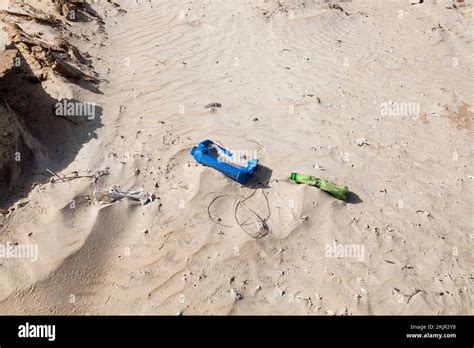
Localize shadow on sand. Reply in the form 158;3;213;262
0;50;103;208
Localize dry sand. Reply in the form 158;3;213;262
0;0;472;315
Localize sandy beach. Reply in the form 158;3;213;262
0;0;472;315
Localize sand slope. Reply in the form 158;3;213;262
0;0;473;315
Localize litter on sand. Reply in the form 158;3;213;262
356;138;369;146
96;185;154;205
191;139;258;184
206;184;270;239
289;172;349;201
205;102;222;109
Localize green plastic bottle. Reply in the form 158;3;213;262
289;173;349;201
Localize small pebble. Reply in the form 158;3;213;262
313;164;325;170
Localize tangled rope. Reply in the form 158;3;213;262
206;183;270;239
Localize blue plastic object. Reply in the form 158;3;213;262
191;140;258;184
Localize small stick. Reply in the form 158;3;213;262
142;55;165;65
46;168;64;181
46;169;108;182
407;289;423;304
